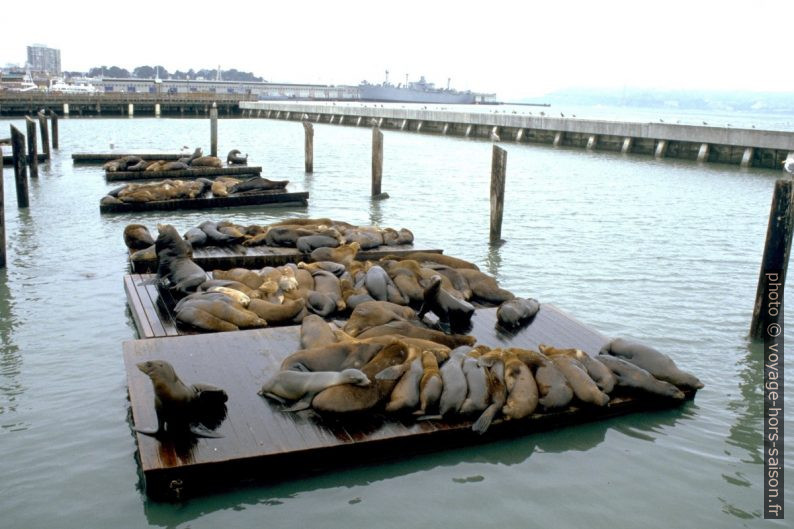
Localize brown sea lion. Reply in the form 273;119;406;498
310;242;361;266
549;355;610;406
501;350;538;420
161;161;190;171
600;338;704;389
356;320;476;349
174;295;267;331
497;298;540;329
212;268;265;290
123;224;155;250
248;298;305;324
342;227;384;250
155;224;206;295
270;217;334;227
190;156;223;168
226;149;248;166
300;314;337;350
399;252;480;271
597;354;686;399
229;176;289;194
472;361;506;434
344;301;416;337
415;350;442;415
383;357;423;412
456;268;515;305
280;340;386;372
135;360;227;438
259;368;369;411
311;341;409;413
417;275;475;332
538;345;616;394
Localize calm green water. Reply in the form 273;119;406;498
0;113;791;528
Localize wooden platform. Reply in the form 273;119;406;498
100;190;309;214
105;166;262;182
128;242;442;274
123;305;695;500
72;152;184;164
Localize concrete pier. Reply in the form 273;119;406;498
586;135;597;150
240;101;794;170
63;103;69;115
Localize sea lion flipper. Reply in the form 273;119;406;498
472;404;499;435
189;424;224;438
281;393;315;412
133;425;161;437
260;391;288;404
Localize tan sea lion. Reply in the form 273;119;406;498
259;368;370;411
456;268;515;305
496;297;541;329
207;286;251;307
343;301;416;337
383;357;423;412
270;217;334;227
248;298;305;324
123;224;155;250
155;224;206;295
310;242;361;266
472;361;506;434
356;320;476;349
501;350;538;420
600;338;704;389
135;360;227;438
280;340;385;372
190;156;223;168
597;354;686;399
415;350;443;415
174;296;267;331
311;341;409;413
460;355;490;414
549;355;610;406
212;268;265;290
398;252;480;271
538;345;616;393
300;314;337;349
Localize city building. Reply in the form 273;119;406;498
26;44;61;75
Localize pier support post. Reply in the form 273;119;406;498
654;140;667;159
465;124;473;137
697;143;709;163
490;145;507;244
63;103;69;115
329;115;335;124
553;131;563;147
210;102;218;158
50;111;58;149
416;121;423;132
25;117;38;178
316;113;321;123
371;126;387;199
621;137;633;154
303;121;314;173
586;135;597;150
267;110;272;119
442;123;449;135
356;116;362;126
339;115;344;125
155;103;161;117
276;111;281;119
741;147;754;168
0;154;5;268
515;129;524;142
378;117;384;128
128;103;134;117
285;111;291;120
750;179;794;339
10;126;29;208
37;111;50;160
401;119;408;131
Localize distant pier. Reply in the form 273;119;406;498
241;101;794;170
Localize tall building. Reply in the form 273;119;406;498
26;44;61;75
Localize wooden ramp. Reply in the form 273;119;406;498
105;166;262;182
100;190;309;213
73;153;184;164
128;242;442;274
123;305;695;501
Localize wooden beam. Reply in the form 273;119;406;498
25;117;38;178
303;121;314;173
490;145;507;243
10;126;29;208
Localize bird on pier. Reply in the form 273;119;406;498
702;121;708;125
784;153;794;175
560;112;565;117
540;111;545;116
659;119;664;123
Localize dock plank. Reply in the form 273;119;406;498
72;153;184;164
100;190;309;214
105;166;262;182
124;304;695;500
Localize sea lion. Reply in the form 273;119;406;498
104;155;142;172
500;350;538;420
135;360;227;438
259;368;370;411
130;245;156;263
178;147;203;165
538;345;616;394
312;341;409;413
198;279;259;299
190;156;223;168
145;160;168;172
343;301;416;337
155;224;206;295
174;295;267;331
226;149;248;166
383;357;423;412
497;297;540;329
535;359;574;410
456;268;515;305
184;227;208;247
123;224;155;250
342;227;384;249
363;264;405;304
549;355;610;406
161;161;190;171
400;252;480;271
437;346;470;416
600;338;704;389
280;341;385;372
127;159;152;172
300;314;337;350
415;350;443;415
310;242;361;266
207;286;251;307
198;220;241;245
248;298;305;325
229;176;289;194
266;226;318;247
597;354;686;399
472;361;506;434
417;275;475;332
460;355;490;415
296;235;340;253
212;268;265;290
356;320;476;349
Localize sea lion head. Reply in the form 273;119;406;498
137;360;177;382
339;368;371;387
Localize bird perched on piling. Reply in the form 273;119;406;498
783;153;794;175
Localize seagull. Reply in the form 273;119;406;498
784;153;794;175
489;127;501;142
659;119;664;123
560;112;565;117
540;111;545;116
702;121;708;125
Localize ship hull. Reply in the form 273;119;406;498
359;85;477;104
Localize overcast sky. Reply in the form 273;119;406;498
1;0;791;99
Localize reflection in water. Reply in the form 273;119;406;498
142;407;693;526
719;340;765;520
484;240;503;279
368;197;383;226
0;268;24;428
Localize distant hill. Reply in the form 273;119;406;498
530;88;794;114
71;65;265;82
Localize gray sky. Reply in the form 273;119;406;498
2;0;791;99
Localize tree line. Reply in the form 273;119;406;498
63;66;264;82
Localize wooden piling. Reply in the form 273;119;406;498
750;179;794;339
0;154;5;268
210;102;218;158
37;111;50;160
10;126;29;208
50;110;59;149
371;126;386;198
490;145;507;243
303;121;314;173
25;117;38;178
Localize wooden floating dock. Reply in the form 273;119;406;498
123;304;694;501
128;242;442;274
105;166;262;182
72;153;184;164
100;190;309;214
